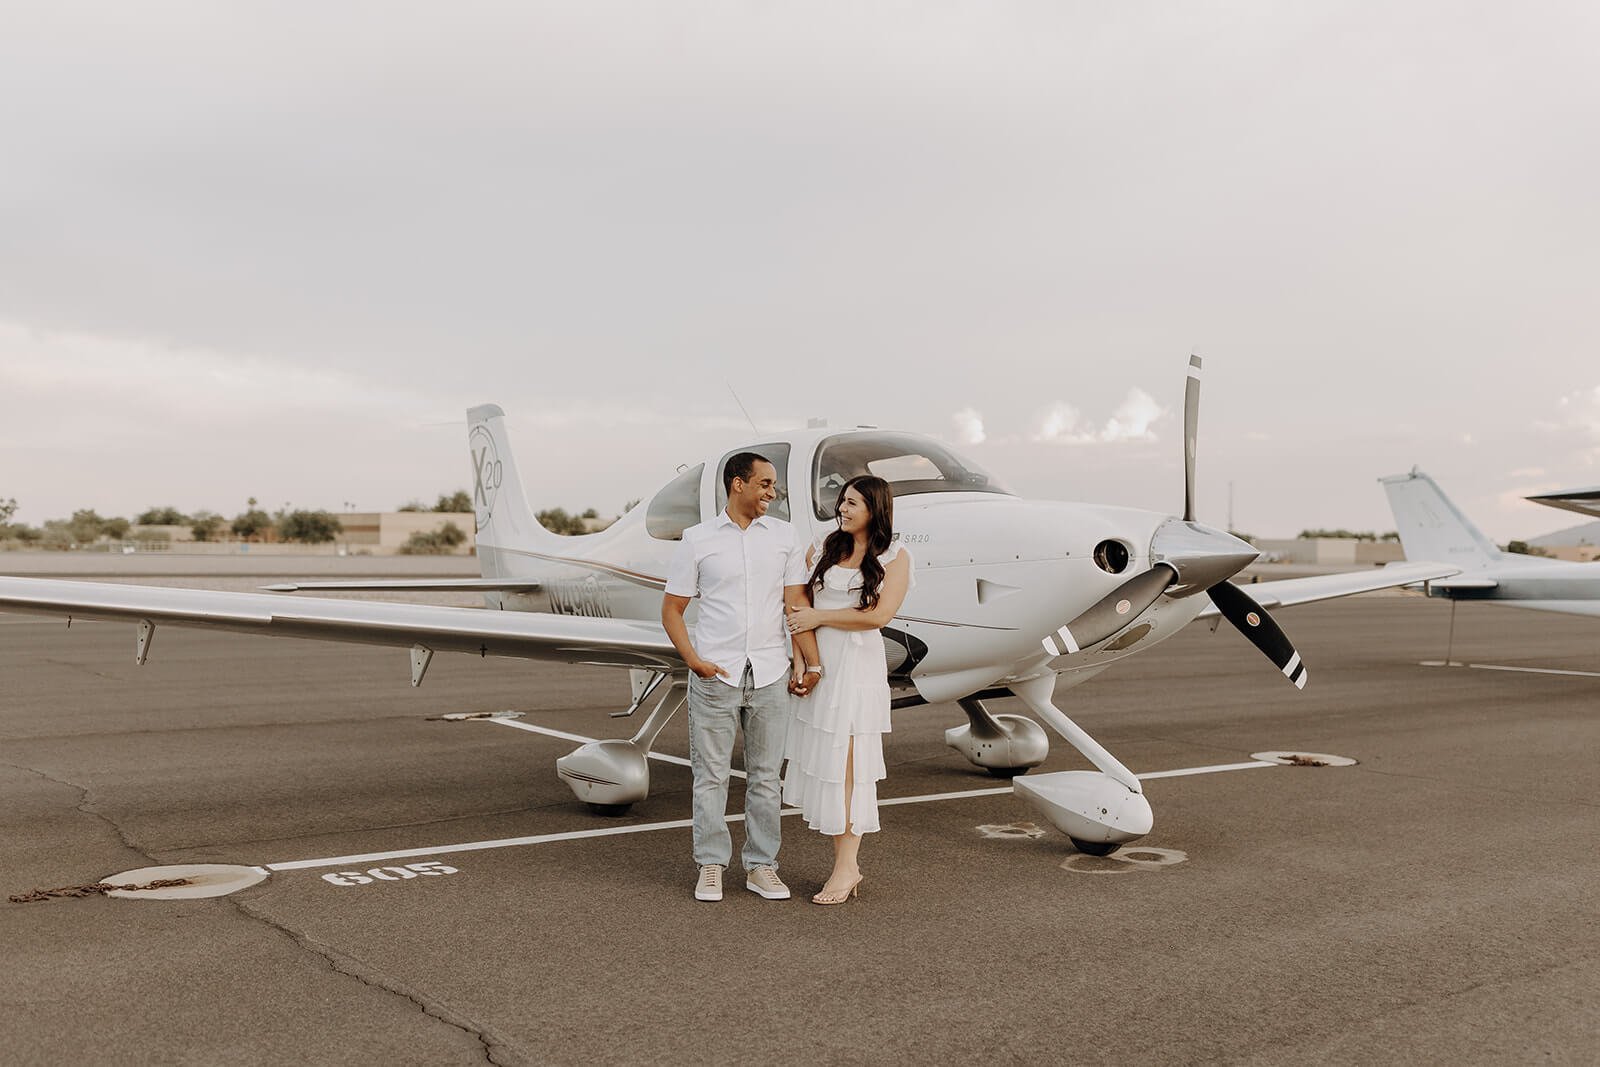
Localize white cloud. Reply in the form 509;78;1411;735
1031;388;1166;445
1032;402;1083;444
1102;388;1165;443
952;407;986;445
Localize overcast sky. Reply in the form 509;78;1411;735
3;2;1598;542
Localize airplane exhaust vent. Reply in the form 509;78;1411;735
1093;539;1131;574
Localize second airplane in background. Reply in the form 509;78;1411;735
1382;469;1600;622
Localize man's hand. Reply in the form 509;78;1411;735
788;658;814;697
690;658;729;680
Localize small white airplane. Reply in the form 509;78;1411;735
0;359;1452;853
1382;468;1600;624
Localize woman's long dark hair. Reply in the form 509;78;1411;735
807;475;895;611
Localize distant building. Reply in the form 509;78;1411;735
335;512;477;554
1254;538;1405;566
129;513;477;555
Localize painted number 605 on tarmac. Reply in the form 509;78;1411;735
321;861;459;886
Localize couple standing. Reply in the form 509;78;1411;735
661;452;913;905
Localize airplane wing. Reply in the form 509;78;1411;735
0;576;678;672
1194;561;1459;618
260;578;542;593
1525;485;1600;519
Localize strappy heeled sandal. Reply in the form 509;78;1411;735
811;875;863;905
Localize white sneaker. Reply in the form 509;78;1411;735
745;866;791;900
695;864;723;901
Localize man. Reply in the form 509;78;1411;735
662;452;821;902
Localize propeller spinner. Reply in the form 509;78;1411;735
1042;355;1309;687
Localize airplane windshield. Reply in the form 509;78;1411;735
811;432;1011;519
645;463;704;541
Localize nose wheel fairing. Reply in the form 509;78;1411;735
1013;771;1153;849
944;696;1049;777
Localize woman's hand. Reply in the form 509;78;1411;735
786;604;823;635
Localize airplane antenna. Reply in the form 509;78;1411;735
726;382;761;433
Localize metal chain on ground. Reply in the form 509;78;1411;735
9;878;192;903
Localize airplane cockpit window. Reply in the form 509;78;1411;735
713;444;791;522
645;463;705;541
811;432;1011;519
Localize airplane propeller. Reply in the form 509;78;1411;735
1205;580;1307;688
1042;354;1308;687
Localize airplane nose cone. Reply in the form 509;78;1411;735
1150;520;1259;596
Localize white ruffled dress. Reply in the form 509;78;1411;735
782;543;913;836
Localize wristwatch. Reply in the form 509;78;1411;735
804;665;824;677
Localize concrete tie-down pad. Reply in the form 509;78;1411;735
103;864;268;900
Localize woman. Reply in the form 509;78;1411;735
783;475;914;905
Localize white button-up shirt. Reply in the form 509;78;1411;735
665;511;809;688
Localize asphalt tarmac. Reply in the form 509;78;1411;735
3;573;1598;1064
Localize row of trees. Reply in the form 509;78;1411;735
1296;529;1401;542
3;492;612;547
0;496;346;546
398;490;474;514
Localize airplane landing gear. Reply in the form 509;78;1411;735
555;676;686;815
1005;674;1154;849
944;696;1049;777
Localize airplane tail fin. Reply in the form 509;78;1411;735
1378;468;1503;570
466;405;561;574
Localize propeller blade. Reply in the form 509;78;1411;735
1206;580;1307;688
1042;565;1176;657
1183;353;1201;523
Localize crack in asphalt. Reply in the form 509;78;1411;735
2;759;522;1063
0;761;159;866
229;897;520;1066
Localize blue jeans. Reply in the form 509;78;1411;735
688;664;791;870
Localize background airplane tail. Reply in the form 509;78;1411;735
466;404;559;574
1379;469;1503;570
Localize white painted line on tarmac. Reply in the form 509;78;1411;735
478;714;745;778
264;820;699;871
1139;760;1277;779
261;757;1286;873
1468;663;1600;678
874;762;1272;805
1420;660;1600;678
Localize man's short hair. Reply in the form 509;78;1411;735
723;451;772;494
